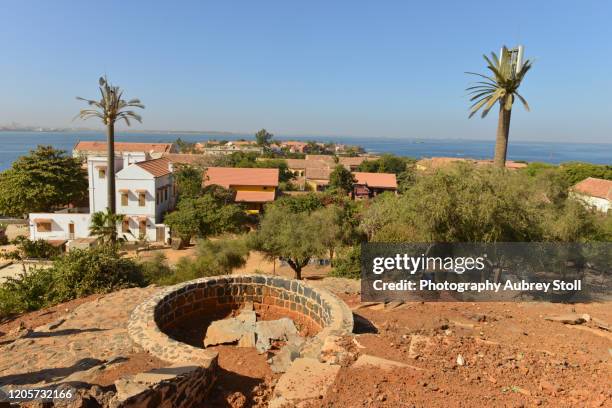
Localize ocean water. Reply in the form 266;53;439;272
0;131;609;171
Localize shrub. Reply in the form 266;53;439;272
331;246;361;279
0;247;144;318
46;247;144;303
6;236;60;259
140;253;174;285
0;266;54;316
157;238;249;285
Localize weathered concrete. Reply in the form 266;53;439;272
255;318;298;353
270;358;341;407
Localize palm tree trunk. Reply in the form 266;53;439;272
107;123;116;214
493;102;512;169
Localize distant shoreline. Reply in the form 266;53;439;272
0;129;610;146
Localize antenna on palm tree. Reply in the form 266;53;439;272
500;45;525;75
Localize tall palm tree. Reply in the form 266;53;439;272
467;47;532;168
76;77;145;215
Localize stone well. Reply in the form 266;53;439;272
126;275;354;403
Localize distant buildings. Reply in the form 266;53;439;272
571;177;611;213
203;167;279;214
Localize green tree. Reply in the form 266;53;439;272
165;192;246;243
174;166;203;199
358;154;411;175
89;209;125;246
76;76;145;216
174;137;197;153
255;129;273;146
0;146;87;217
249;204;329;279
328;165;356;194
467;46;532;168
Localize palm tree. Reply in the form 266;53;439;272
89;208;125;246
76;77;145;215
467;46;532;168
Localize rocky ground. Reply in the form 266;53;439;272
0;278;610;407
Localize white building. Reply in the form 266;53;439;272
570;177;611;213
73;141;176;162
29;144;177;244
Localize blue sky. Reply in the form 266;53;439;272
0;1;611;142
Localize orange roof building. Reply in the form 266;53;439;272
135;157;173;178
571;177;611;213
353;172;397;189
203;167;279;213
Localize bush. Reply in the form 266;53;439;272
157;238;249;285
140;253;174;285
7;236;60;259
0;266;54;316
46;247;144;303
0;247;144;318
331;246;361;279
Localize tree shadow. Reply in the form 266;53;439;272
0;358;104;386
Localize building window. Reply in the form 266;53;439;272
139;220;147;236
98;169;106;178
122;219;130;233
121;192;129;206
139;192;146;206
164;187;168;201
36;222;52;232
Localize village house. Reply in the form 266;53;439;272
202;141;263;156
570;177;611;213
305;167;332;191
352;172;398;199
203;167;279;214
339;156;368;171
280;141;308;153
30;144;176;244
73;141;176;163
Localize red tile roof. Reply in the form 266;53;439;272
135;157;172;178
235;190;276;203
203;167;279;188
572;177;612;200
305;167;332;180
162;153;207;165
74;141;174;154
339;157;367;167
353;172;397;189
286;159;331;169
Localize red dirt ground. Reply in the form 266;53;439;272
306;294;612;408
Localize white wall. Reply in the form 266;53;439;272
88;156;124;213
29;213;92;241
572;193;610;213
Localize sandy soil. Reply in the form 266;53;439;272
309;294;612;408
